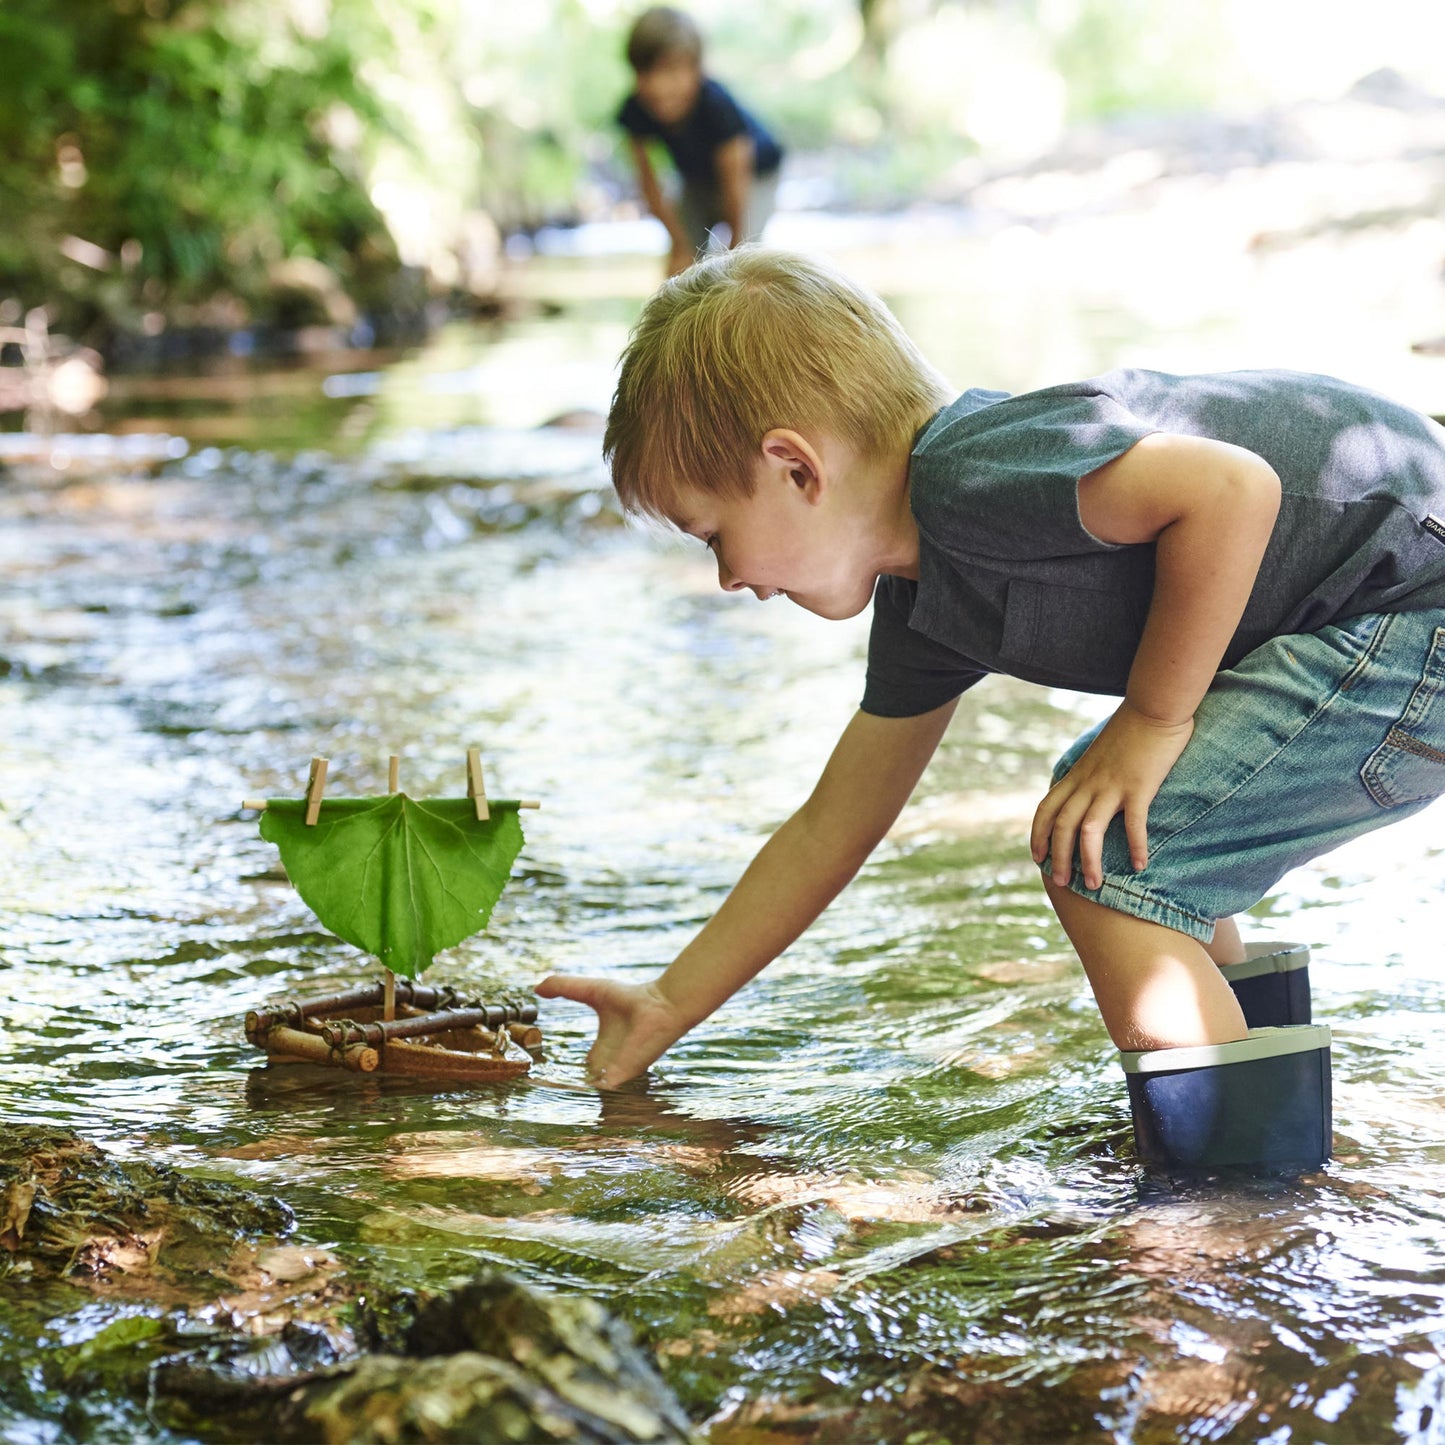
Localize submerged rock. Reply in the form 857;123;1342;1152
0;1124;292;1289
157;1272;697;1443
304;1353;608;1443
397;1273;695;1441
0;1125;695;1443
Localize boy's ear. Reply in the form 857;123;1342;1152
759;429;826;503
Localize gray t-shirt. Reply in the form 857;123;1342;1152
862;368;1445;718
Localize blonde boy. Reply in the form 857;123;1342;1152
538;249;1445;1160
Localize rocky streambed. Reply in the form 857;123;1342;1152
2;1125;694;1443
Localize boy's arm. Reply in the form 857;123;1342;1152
627;137;693;273
1030;431;1282;890
537;699;958;1087
714;135;755;246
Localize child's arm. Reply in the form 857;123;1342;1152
537;700;958;1086
1030;432;1282;890
714;135;755;247
627;137;694;277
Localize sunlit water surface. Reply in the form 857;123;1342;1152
2;283;1445;1443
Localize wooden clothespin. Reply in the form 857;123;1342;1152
466;747;490;821
304;756;329;826
388;754;400;793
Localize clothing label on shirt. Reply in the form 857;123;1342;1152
1424;514;1445;545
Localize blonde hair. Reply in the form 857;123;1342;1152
604;247;953;520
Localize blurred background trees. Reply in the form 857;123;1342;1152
3;0;1442;349
2;0;409;340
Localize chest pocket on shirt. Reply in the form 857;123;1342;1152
998;579;1144;689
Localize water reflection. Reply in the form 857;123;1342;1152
2;307;1444;1442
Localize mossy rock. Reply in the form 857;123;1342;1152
0;1128;695;1443
160;1272;697;1443
0;1124;292;1287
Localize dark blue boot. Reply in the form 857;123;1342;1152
1120;1024;1332;1172
1219;942;1311;1028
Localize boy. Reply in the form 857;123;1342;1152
538;248;1445;1168
617;7;783;278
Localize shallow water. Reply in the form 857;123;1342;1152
3;286;1445;1442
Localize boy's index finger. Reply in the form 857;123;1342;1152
1031;786;1064;861
1123;800;1150;871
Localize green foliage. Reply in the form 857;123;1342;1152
447;0;632;230
56;1316;167;1381
0;0;403;331
259;796;526;979
1052;0;1238;122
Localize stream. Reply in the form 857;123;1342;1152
4;255;1445;1442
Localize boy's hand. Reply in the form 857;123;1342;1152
1030;701;1194;891
534;975;694;1089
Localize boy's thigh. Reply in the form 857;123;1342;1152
742;171;778;243
1051;609;1445;936
679;172;778;251
676;181;716;254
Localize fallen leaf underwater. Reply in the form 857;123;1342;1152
259;797;525;978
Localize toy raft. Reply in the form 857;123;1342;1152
244;980;542;1081
241;750;544;1084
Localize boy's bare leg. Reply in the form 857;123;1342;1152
1205;915;1246;966
1043;880;1248;1051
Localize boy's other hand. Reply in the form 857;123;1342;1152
534;975;693;1088
1030;701;1194;891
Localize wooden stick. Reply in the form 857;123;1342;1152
264;1024;378;1073
241;798;539;812
466;747;489;821
383;970;396;1022
322;1005;535;1048
382;1038;530;1078
388;754;400;793
304;756;328;826
247;986;538;1038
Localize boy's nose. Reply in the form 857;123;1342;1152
717;557;746;591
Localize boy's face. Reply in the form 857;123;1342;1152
667;434;887;622
634;54;703;125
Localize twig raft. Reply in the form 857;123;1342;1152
245;980;543;1081
241;750;546;1084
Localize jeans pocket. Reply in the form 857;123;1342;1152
1360;624;1445;808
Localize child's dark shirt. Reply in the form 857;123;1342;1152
618;77;782;183
862;369;1445;717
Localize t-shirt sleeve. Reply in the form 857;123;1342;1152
617;94;655;138
916;386;1158;563
694;79;749;147
861;575;987;717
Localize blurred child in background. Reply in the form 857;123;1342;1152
618;6;784;277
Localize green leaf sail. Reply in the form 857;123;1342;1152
259;798;525;979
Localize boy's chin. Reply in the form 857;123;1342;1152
791;589;872;622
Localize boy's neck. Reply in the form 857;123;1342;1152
863;449;920;582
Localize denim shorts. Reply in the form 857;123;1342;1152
1048;608;1445;941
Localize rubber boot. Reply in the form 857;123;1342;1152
1218;942;1311;1028
1120;1024;1332;1172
